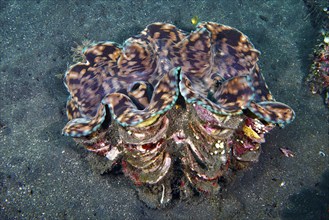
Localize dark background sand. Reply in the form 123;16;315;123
0;0;328;219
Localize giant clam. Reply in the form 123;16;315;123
62;22;295;207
